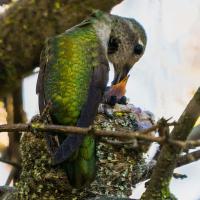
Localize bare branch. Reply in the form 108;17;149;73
0;157;20;168
177;149;200;167
0;186;15;199
0;121;199;149
0;122;167;144
5;168;16;186
172;173;187;179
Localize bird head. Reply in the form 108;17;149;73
108;15;147;85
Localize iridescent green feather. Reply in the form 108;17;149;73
44;25;99;125
43;23;101;187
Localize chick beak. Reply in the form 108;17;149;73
108;75;129;98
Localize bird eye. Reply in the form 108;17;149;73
133;44;143;55
108;37;120;54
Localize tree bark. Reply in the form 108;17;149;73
0;0;11;5
141;88;200;200
6;81;26;184
0;0;123;96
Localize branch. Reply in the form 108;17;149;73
7;81;25;184
0;121;199;149
141;87;200;200
5;168;16;186
132;149;200;186
177;149;200;167
0;157;20;168
0;0;123;95
0;122;200;148
0;122;173;144
0;186;15;199
0;0;11;6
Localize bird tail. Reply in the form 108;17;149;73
57;134;96;188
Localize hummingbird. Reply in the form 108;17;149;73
36;10;146;188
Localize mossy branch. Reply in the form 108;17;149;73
0;0;123;96
0;0;11;5
176;149;200;167
132;149;200;186
141;87;200;200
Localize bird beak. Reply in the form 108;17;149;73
112;64;131;85
114;74;129;88
110;75;130;95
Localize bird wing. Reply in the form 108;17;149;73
36;38;60;152
36;20;109;164
52;45;109;164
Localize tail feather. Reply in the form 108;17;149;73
53;134;96;188
65;150;96;188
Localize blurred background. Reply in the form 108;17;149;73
1;0;200;199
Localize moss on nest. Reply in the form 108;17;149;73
15;132;72;200
14;103;155;199
87;109;152;198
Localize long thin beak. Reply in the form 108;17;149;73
112;65;131;85
116;74;129;88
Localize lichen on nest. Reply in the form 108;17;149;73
87;103;155;198
14;103;155;199
15;132;73;200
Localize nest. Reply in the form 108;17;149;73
15;103;155;199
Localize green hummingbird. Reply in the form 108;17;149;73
36;10;146;188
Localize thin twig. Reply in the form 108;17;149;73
172;172;187;179
5;168;16;186
177;149;200;167
0;157;21;168
0;122;199;149
0;123;165;144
